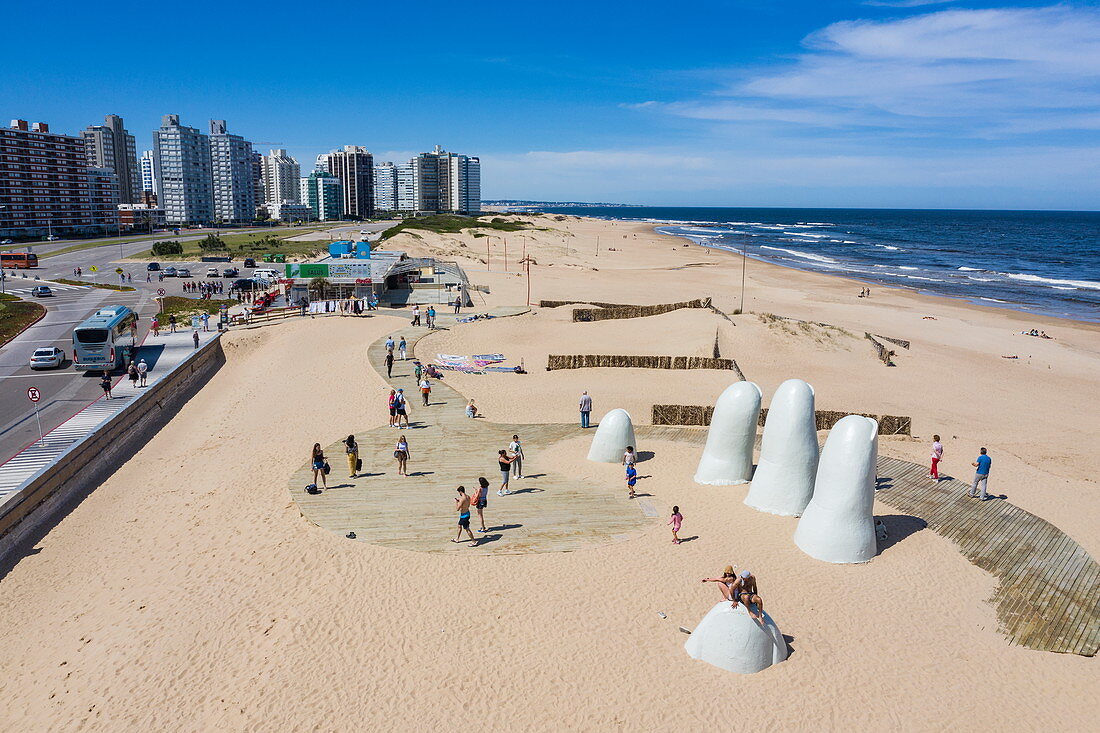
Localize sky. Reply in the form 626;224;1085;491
2;0;1098;210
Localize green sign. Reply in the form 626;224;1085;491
285;263;329;278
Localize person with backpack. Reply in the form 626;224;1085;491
311;443;329;490
394;388;410;428
127;361;139;388
343;435;359;478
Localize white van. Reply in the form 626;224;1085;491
252;268;281;282
206;267;220;278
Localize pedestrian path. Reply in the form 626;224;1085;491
0;328;221;504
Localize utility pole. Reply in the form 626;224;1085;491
595;235;599;258
486;237;490;270
503;237;508;272
739;242;747;314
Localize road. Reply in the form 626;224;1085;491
0;221;391;466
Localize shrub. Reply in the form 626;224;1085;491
151;240;183;256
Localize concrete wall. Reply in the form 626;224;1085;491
0;337;227;562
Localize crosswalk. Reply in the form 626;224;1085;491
0;391;135;499
3;284;88;295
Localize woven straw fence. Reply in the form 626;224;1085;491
547;354;737;371
875;334;911;349
865;333;896;366
572;298;711;322
652;405;911;435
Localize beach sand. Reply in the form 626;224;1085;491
0;214;1095;730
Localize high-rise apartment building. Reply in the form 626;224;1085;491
300;171;343;220
81;114;140;204
87;167;121;231
208;120;256;223
153;114;213;226
0;120;98;237
250;151;264;215
328;145;374;219
393;146;481;214
139;149;158;196
315;153;331;173
261;149;300;205
373;161;398;212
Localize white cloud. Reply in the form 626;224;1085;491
862;0;955;7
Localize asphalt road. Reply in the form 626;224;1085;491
0;221;391;465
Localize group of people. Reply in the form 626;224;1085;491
98;358;150;399
1021;329;1053;339
410;304;438;329
183;280;224;298
927;436;995;500
702;567;765;621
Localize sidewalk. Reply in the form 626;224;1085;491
0;327;221;502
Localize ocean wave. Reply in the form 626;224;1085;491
898;266;918;271
759;246;837;264
1004;273;1100;291
957;266;984;272
980;297;1008;303
873;244;901;251
783;232;829;238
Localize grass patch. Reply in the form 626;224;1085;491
53;279;135;291
379;214;530;241
144;227;329;260
0;292;46;345
156;296;236;321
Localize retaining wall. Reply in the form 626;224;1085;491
0;336;227;561
652;404;911;435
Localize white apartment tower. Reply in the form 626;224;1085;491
153;114;213;226
373;161;398;212
208;119;256;223
262;149;301;204
394;146;481;214
139;150;158;195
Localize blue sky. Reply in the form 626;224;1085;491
2;0;1098;209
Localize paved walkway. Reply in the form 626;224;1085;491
291;307;658;555
0;327;221;503
288;309;1097;655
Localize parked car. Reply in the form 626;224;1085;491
243;257;256;268
252;268;281;282
222;267;239;278
0;239;13;244
206;267;220;278
30;285;53;297
29;346;64;369
45;235;60;241
147;262;161;271
175;268;192;278
163;266;177;277
231;278;263;291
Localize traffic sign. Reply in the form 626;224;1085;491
28;386;44;445
157;288;166;296
90;265;98;272
27;386;41;402
115;267;124;274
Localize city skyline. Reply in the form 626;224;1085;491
1;1;1098;210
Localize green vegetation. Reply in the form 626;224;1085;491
156;296;236;321
151;240;184;256
379;214;530;241
53;279;136;291
144;227;328;260
0;292;46;345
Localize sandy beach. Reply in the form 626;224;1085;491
0;213;1096;730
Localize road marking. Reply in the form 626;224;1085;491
0;373;78;379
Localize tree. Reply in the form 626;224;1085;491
151;240;183;256
308;277;331;300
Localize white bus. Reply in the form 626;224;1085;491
72;306;137;371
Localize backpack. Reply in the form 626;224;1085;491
305;483;321;495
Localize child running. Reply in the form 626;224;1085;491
669;506;683;544
625;463;638;499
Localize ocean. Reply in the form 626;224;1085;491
533;206;1100;324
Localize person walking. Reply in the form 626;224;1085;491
311;443;329;490
192;330;200;349
387;389;398;428
201;312;210;332
385;350;394;378
419;377;431;406
497;449;516;495
473;477;490;533
398;336;407;360
394;436;410;476
930;434;944;481
969;447;992;500
452;486;475;544
508;434;525;478
385;335;395;354
151;317;160;337
168;314;177;333
411;304;420;327
669;506;683;544
579;391;593;428
100;371;113;400
625;463;638;499
343;434;359;478
427;306;436;329
413;361;423;383
127;361;139;388
395;388;410;428
137;358;149;387
453;295;462;315
622;445;637;469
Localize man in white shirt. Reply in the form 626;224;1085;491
508;434;525;478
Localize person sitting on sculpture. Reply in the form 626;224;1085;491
729;570;764;621
700;565;739;601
